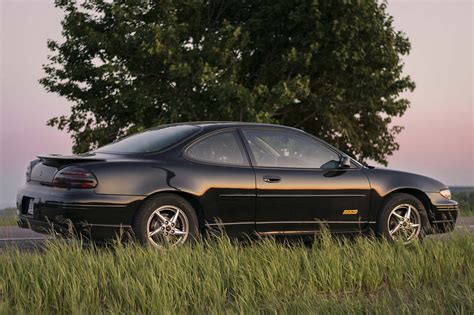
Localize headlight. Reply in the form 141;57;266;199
439;189;451;200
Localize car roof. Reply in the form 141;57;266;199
162;121;302;132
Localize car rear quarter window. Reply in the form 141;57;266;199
96;125;200;154
186;131;247;166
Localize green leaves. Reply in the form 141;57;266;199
41;0;414;164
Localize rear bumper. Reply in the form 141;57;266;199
16;182;144;240
426;192;459;233
17;217;134;240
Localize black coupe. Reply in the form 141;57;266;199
17;122;458;245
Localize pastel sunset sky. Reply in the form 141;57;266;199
1;0;473;207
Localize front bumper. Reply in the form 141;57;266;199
16;182;145;240
426;192;459;233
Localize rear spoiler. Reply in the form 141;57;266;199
37;154;105;165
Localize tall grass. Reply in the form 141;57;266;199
0;232;472;314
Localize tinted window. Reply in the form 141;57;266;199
243;129;340;169
187;131;246;165
96;125;200;154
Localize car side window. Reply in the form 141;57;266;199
242;129;340;169
187;131;247;166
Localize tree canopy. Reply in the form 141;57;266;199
41;0;415;165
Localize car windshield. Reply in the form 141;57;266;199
96;125;200;154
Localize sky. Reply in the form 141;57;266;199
0;0;473;207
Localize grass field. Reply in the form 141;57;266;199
0;232;472;313
0;208;17;227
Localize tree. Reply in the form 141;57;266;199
41;0;415;165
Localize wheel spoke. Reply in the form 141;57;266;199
404;206;411;220
170;209;180;225
148;228;161;237
401;227;410;241
154;211;168;223
392;212;404;220
406;226;417;240
407;223;420;240
173;229;186;236
390;222;402;235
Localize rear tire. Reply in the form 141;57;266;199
132;194;199;247
376;193;429;244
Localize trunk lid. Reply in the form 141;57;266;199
29;154;106;183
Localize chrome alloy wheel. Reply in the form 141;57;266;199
388;203;421;244
146;205;189;247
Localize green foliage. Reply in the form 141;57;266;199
453;191;474;216
41;0;415;164
0;233;472;313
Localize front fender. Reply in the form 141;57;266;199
363;168;450;221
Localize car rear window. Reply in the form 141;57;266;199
96;125;200;154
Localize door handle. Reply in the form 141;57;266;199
263;175;281;183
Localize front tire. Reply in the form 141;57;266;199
376;193;429;244
132;194;199;247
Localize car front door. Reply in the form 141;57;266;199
184;129;256;236
240;128;371;235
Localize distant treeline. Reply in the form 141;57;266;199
450;186;474;194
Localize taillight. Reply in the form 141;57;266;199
52;166;98;189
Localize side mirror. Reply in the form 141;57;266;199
340;155;351;168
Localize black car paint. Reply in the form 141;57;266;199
17;122;458;240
